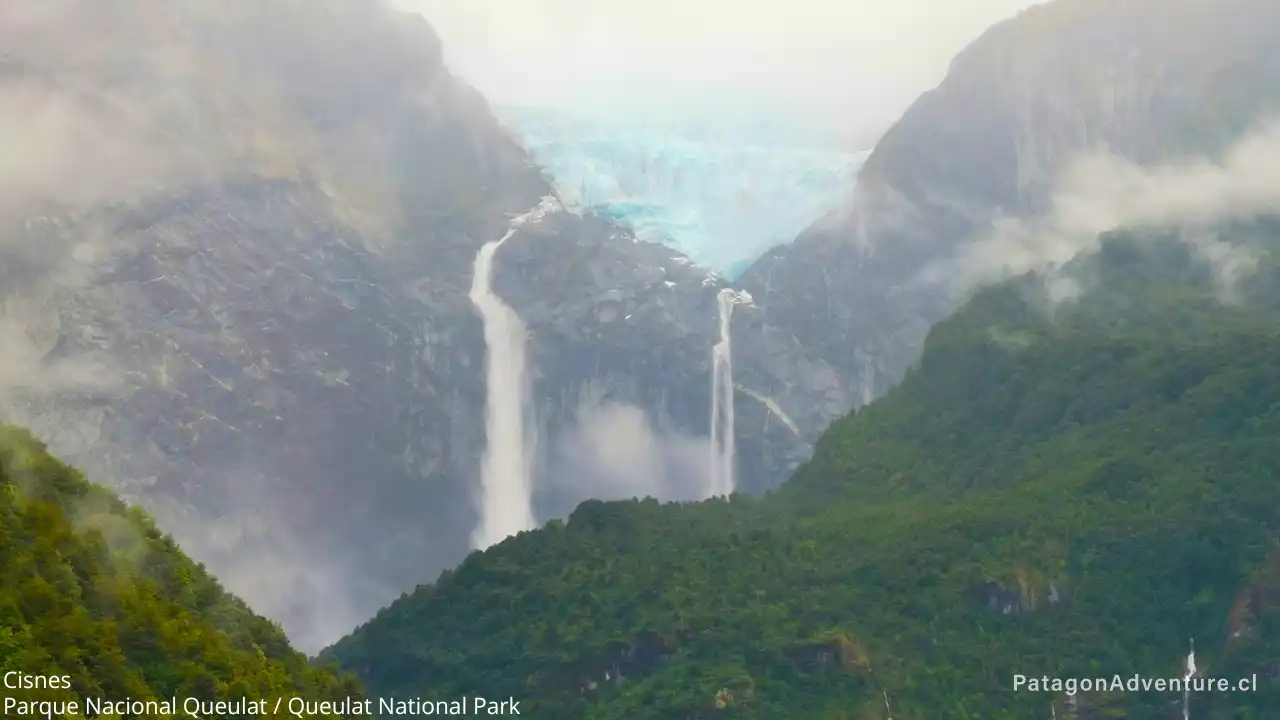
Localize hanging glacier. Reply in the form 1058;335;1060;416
497;106;871;279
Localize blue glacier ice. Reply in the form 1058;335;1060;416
497;106;870;279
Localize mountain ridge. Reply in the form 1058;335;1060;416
323;226;1280;717
317;0;1280;714
0;0;851;650
739;0;1280;402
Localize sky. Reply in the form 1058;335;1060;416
393;0;1045;135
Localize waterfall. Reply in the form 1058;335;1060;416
1182;638;1196;720
468;196;559;550
858;350;875;407
708;287;752;497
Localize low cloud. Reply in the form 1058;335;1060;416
0;81;216;228
809;177;926;253
0;0;363;654
921;120;1280;301
393;0;1040;130
173;511;371;656
0;297;119;400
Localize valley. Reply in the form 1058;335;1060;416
2;0;1280;717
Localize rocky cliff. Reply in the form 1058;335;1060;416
0;0;850;650
740;0;1280;396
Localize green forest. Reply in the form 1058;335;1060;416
5;222;1280;719
323;223;1280;718
0;425;361;718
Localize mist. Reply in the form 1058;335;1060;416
0;0;417;654
0;0;251;453
545;391;713;508
163;493;378;655
921;120;1280;302
392;0;1044;140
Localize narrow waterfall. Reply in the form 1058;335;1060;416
468;196;559;549
1182;638;1196;720
859;350;875;407
708;288;752;497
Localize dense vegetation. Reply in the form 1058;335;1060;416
0;426;360;717
324;225;1280;718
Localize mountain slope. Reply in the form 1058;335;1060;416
0;423;359;712
741;0;1280;401
0;0;849;649
322;228;1280;718
0;0;544;650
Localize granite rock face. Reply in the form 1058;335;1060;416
0;0;853;650
495;211;851;507
740;0;1280;397
5;181;500;649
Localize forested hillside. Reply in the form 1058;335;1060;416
0;425;359;715
324;224;1280;718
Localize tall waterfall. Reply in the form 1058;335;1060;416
708;288;752;497
468;196;559;550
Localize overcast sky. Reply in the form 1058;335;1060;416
394;0;1044;132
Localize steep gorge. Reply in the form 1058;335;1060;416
0;0;851;650
319;0;1280;713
